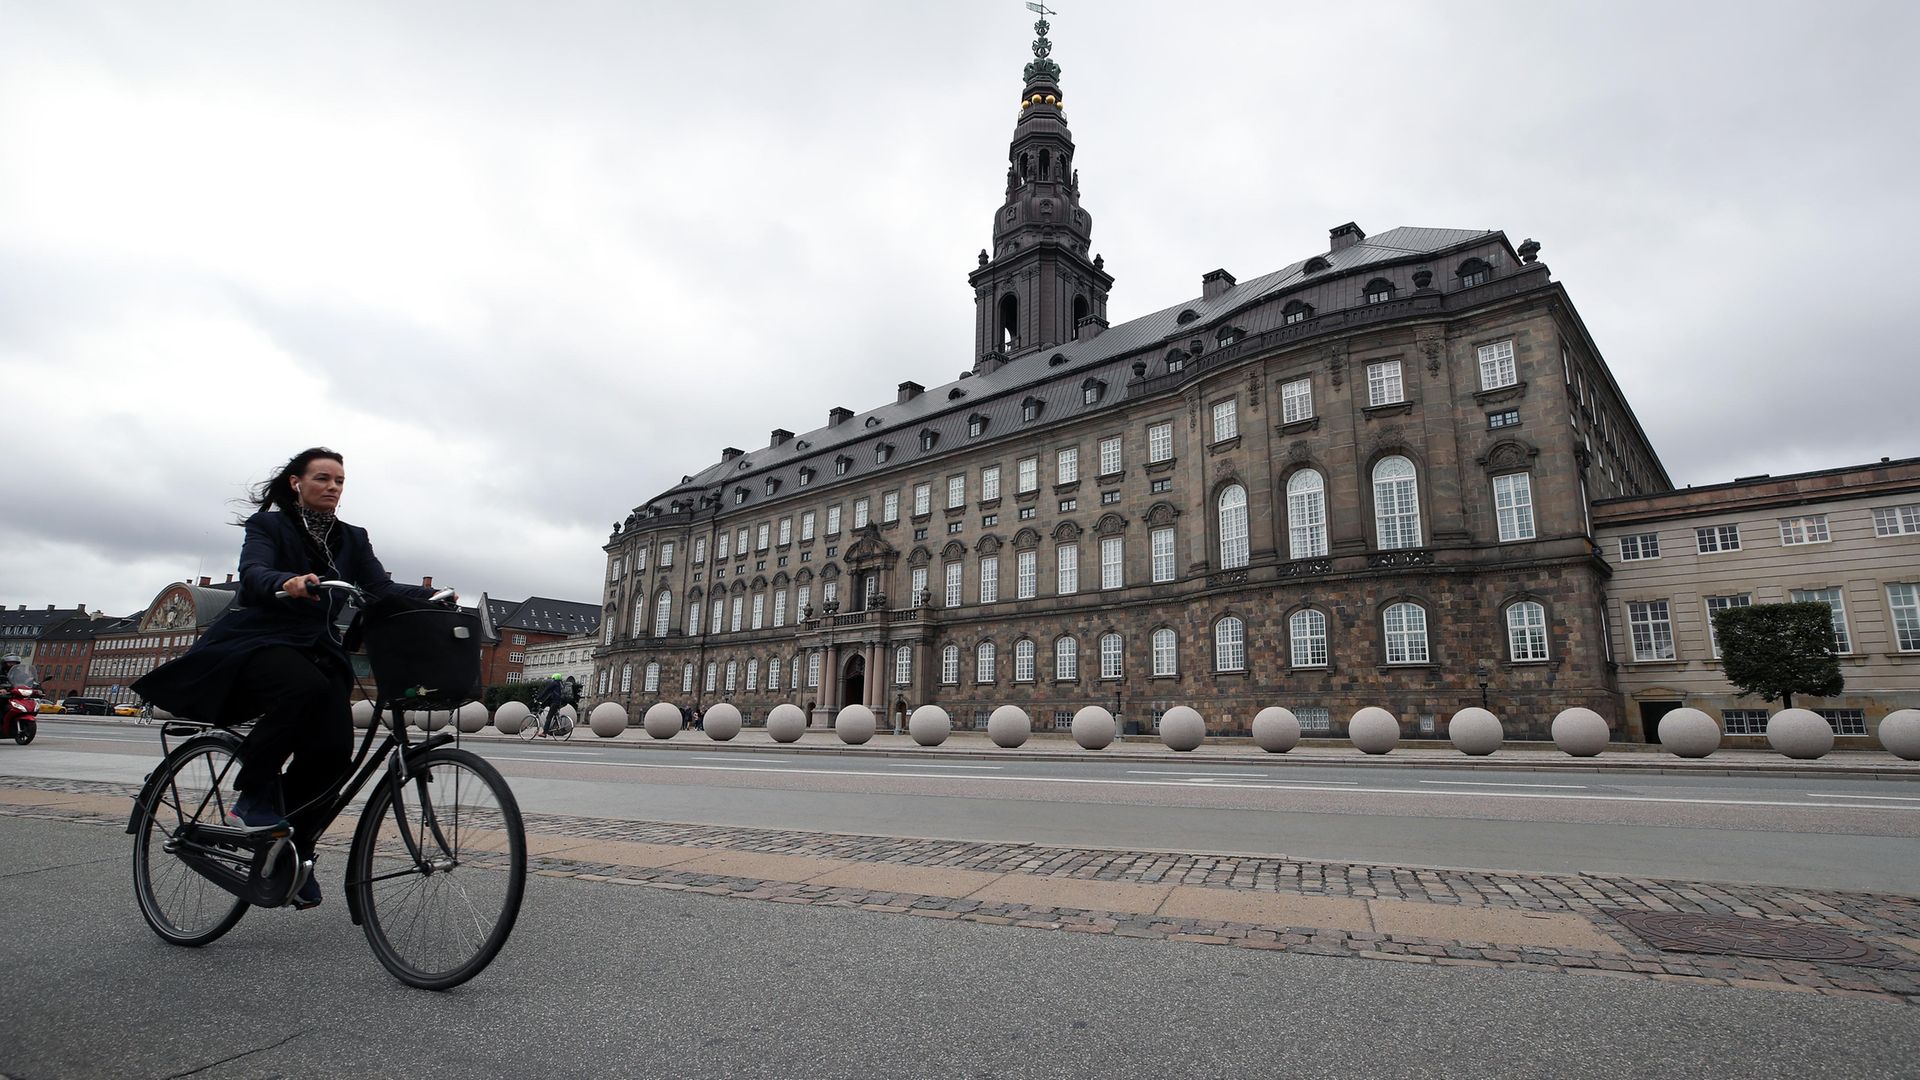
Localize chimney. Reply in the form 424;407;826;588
46;603;55;611
720;446;744;462
1202;269;1236;301
769;428;793;448
828;406;853;426
896;381;924;404
225;574;234;583
1329;222;1366;252
198;576;212;587
422;576;434;588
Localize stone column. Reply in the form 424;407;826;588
815;642;839;727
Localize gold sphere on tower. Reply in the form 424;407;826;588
1020;99;1031;109
1045;94;1057;105
1031;93;1044;105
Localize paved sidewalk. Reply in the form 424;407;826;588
13;775;1918;1005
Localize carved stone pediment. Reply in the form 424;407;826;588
1145;502;1180;527
819;562;841;579
794;567;814;584
1476;439;1540;474
1094;513;1129;537
843;523;897;567
941;540;968;561
1053;521;1083;542
975;533;1005;555
907;545;932;567
1012;527;1041;550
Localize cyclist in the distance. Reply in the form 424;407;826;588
134;447;444;910
534;674;567;736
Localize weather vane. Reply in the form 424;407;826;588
1024;2;1055;13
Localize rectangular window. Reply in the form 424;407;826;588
944;562;963;607
853;498;869;529
778;517;792;545
1618;533;1661;561
1366;360;1404;407
1703;593;1751;659
1056;638;1078;680
1722;709;1769;736
710;600;725;635
882;490;899;523
800;511;816;541
1016;550;1037;599
1873;504;1920;536
736;527;749;557
1057;545;1079;594
979;556;999;604
756;523;770;551
1014;642;1035;682
1099;436;1122;476
1696;524;1740;553
1017;457;1038;492
976;646;995;683
1150;527;1175;583
1477;340;1517;390
745;660;758;691
750;594;765;630
716;532;731;561
1488;409;1520;429
1889;583;1920;652
682;663;695;693
914;483;931;516
1297;706;1331;733
1101;536;1123;590
895;647;912;686
941;647;959;685
1151;477;1172;494
796;585;811;617
1281;379;1312;424
1100;634;1122;679
1147;423;1173;463
947;521;964;535
1210;399;1238;442
1057;447;1079;484
1493;473;1536;541
1101;491;1121;505
1627;600;1676;661
1817;709;1867;737
947;474;966;509
1790;587;1851;652
826;506;842;536
808;652;821;688
729;596;745;633
1153;631;1178;676
982;465;1001;502
1779;515;1830;545
772;590;787;628
704;663;718;693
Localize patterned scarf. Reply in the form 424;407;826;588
299;506;342;579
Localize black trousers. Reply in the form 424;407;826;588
229;645;352;852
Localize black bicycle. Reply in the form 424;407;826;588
125;581;526;990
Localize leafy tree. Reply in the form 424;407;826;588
1712;602;1844;708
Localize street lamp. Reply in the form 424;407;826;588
1472;663;1490;711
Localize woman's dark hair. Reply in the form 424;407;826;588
250;447;345;514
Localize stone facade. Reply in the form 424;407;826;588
1593;458;1920;747
590;27;1670;741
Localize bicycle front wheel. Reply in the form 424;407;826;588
349;746;525;990
519;715;541;742
131;738;250;946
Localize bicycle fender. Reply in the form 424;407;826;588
125;731;245;834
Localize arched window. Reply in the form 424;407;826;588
1099;632;1123;679
1289;609;1328;667
941;644;960;685
1218;484;1250;569
767;655;781;690
999;293;1020;347
1283;300;1313;325
1214;617;1245;672
1055;636;1078;680
895;645;912;685
1014;638;1036;681
653;590;672;637
1364;278;1395;304
976;641;997;683
1151;628;1177;676
1457;258;1491;288
644;662;660;692
620;663;633;693
746;659;759;691
1372;456;1422;549
1384;602;1429;664
1286;470;1327;559
1072;295;1089;337
1507;600;1549;661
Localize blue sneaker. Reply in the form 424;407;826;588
226;790;286;830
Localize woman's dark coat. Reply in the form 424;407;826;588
133;509;432;724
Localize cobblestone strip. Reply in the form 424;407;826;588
10;775;1917;1004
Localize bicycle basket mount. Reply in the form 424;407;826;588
357;595;483;707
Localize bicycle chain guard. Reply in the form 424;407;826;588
171;823;307;908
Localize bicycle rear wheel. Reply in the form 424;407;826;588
349;746;525;990
131;738;250;946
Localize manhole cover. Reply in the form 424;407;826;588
1608;911;1899;966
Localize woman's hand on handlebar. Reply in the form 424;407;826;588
281;574;321;601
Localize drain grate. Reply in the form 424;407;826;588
1607;910;1906;967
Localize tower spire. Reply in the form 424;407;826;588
967;5;1113;371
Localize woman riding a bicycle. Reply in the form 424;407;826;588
133;446;443;910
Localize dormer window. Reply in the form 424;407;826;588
1176;308;1199;325
948;387;967;400
733;487;749;505
968;413;988;438
1022;397;1044;422
1082;378;1106;405
1303;257;1330;275
798;467;815;487
919;429;939;452
1283;300;1313;326
864;416;881;428
1048;353;1069;367
764;477;781;496
1458;258;1491;288
875;443;894;465
1365;278;1396;304
1216;326;1242;347
834;455;852;476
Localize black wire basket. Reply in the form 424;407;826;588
356;595;483;708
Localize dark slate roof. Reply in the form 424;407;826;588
495;597;602;636
38;615;121;643
635;226;1503;513
0;605;92;638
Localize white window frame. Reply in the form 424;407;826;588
1493;472;1536;542
913;483;931;516
944;561;963;607
772;590;787;628
1099;436;1122;476
1366;360;1404;407
1286;470;1327;560
825;506;841;536
1218;484;1249;569
653;591;672;637
981;465;1001;502
1373;456;1422;549
1150;527;1176;583
757;523;771;550
882;490;899;523
1100;535;1124;590
1477;340;1517;391
895;645;912;686
1790;587;1851;653
644;662;660;693
1506;600;1549;662
1383;602;1429;664
1214;617;1246;672
947;474;966;510
1098;632;1123;679
1779;515;1831;546
976;641;996;683
941;644;959;685
1873;505;1920;537
1017;457;1038;493
1210;399;1238;443
1695;524;1739;553
1618;533;1661;561
979;556;999;604
1147;423;1173;463
800;512;816;541
1152;627;1178;676
730;595;745;633
1057;447;1079;485
1057;545;1079;594
1055;637;1078;681
1013;638;1036;682
750;593;765;630
1281;379;1313;424
1887;583;1920;652
1627;600;1676;661
1016;549;1037;599
1289;609;1328;668
1703;593;1751;659
853;498;869;530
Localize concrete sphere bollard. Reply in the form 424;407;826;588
1768;708;1834;760
1879;709;1920;761
642;701;682;740
1252;707;1300;753
351;700;376;730
1348;707;1400;755
1551;707;1609;757
1658;707;1720;758
412;709;447;732
587;702;627;738
908;705;951;746
703;702;742;741
1447;707;1503;756
766;703;807;743
1071;706;1115;750
493;701;530;735
455;702;489;733
988;705;1031;748
1159;706;1206;752
835;704;876;745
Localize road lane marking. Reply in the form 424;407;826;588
889;763;1004;770
1806;793;1920;802
1419;780;1587;790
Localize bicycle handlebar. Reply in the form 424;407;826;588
273;580;458;603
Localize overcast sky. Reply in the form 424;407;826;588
3;0;1914;617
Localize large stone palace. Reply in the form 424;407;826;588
592;18;1674;739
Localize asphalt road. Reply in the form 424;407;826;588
3;815;1916;1080
11;720;1920;893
